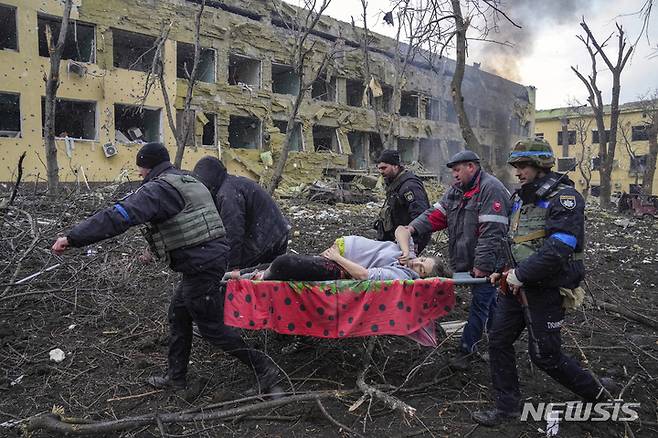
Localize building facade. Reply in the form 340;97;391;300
0;0;534;185
536;101;657;196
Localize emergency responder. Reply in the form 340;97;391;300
193;156;291;271
52;143;281;395
472;138;617;426
374;149;431;253
400;150;510;370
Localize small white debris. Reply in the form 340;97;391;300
10;375;23;386
68;324;76;330
49;348;66;363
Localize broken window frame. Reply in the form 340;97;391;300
312;125;341;153
272;120;304;152
0;92;21;138
41;97;97;140
114;103;162;144
346;79;363;107
399;92;419;118
311;73;337;102
228;115;262;149
176;42;216;83
112;28;158;73
271;62;300;96
419;138;441;171
347;131;367;169
38;14;96;63
228;53;261;88
201;112;216;147
0;4;18;52
425;98;441;121
397;138;418;162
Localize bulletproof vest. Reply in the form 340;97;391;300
144;173;225;261
378;170;411;233
509;183;583;263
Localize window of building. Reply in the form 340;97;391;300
591;156;601;170
632;125;649;141
419;138;440;171
535;132;544;139
447;140;462;156
38;16;95;63
445;99;457;123
113;29;157;72
0;4;18;51
176;42;215;83
313;125;339;152
630;154;648;173
271;63;299;95
369;133;383;164
114;104;160;143
397;138;418;162
557;157;577;172
556;130;576;145
201;113;216;146
479;109;493;128
0;92;20;137
41;98;96;139
373;84;392;113
400;92;418;118
272;120;303;151
346;79;363;107
229;115;260;149
465;104;477;124
311;73;336;102
347;131;367;169
425;98;440;121
591;129;610;144
228;53;260;87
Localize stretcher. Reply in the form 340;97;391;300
223;274;487;346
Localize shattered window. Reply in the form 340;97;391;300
271;63;299;96
312;74;336;102
445;99;457;123
313;125;338;152
400;92;418;117
228;53;260;87
273;120;303;151
398;138;418;162
0;4;17;51
346;79;363;107
202;113;216;147
114;104;161;143
373;85;392;113
347;131;367;169
369;133;383;164
419;139;441;171
113;29;157;72
177;42;215;83
41;97;96;140
0;92;20;137
632;125;649;141
38;15;95;63
229;115;261;149
425;98;440;121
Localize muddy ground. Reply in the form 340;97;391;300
0;183;657;437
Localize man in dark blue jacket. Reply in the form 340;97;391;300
52;143;280;395
193;156;290;271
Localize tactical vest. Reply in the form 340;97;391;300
144;173;225;261
509;184;584;263
377;170;411;236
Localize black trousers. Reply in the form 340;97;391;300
263;254;349;281
488;287;601;412
168;272;272;381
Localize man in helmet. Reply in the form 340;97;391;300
398;149;511;370
472;138;617;426
52;143;281;396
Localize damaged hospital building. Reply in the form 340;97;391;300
0;0;535;185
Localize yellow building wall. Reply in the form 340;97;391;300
535;109;657;196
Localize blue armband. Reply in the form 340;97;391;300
550;232;577;248
113;203;131;223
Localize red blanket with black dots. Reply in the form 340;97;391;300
223;278;455;339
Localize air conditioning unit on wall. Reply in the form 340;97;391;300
102;143;118;158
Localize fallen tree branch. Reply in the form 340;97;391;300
599;301;658;330
27;390;355;435
316;398;364;438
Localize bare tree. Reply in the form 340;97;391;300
571;20;633;208
141;0;206;168
569;112;594;202
43;0;74;192
638;91;658;194
266;0;337;194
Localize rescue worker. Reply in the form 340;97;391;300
52;143;281;395
472;138;617;426
374;149;431;253
400;150;510;370
193;156;291;271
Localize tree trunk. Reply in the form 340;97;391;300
643;121;658;195
43;0;74;193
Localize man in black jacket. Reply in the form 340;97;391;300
374;149;431;253
52;143;280;395
193;156;290;271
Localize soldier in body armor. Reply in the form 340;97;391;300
52;143;281;395
472;138;617;426
374;149;431;254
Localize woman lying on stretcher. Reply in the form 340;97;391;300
250;227;449;282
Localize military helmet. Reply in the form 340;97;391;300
507;138;555;169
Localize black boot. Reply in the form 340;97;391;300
449;349;473;371
147;373;186;390
472;408;519;427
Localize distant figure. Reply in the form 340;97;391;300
618;191;631;213
193;156;291;270
374;149;431;254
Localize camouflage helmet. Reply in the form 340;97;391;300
507;138;555;169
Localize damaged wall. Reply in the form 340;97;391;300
0;0;534;185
